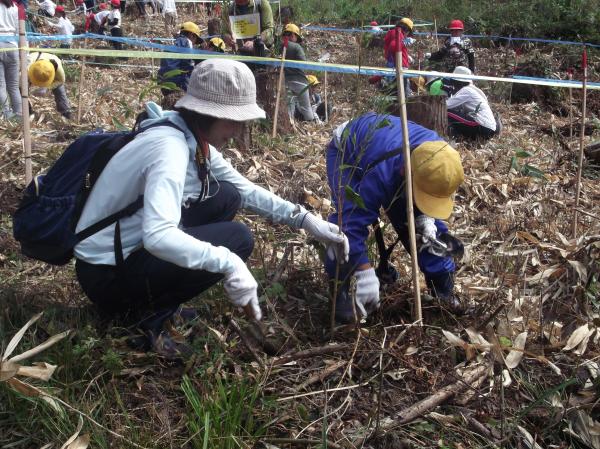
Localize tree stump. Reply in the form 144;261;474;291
255;70;293;136
388;94;448;137
584;140;600;164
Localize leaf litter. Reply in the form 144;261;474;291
1;9;600;449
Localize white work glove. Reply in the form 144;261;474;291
415;214;437;243
301;213;350;263
354;268;380;317
425;52;432;59
223;254;262;321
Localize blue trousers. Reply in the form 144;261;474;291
75;181;254;323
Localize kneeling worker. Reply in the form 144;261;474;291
324;112;465;324
28;52;72;119
446;66;498;140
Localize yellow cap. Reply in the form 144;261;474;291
209;37;226;51
28;59;55;88
411;141;464;219
284;23;302;41
180;21;201;38
400;17;414;31
306;74;319;85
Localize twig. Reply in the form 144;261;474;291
228;318;265;368
272;42;288;138
395;29;422;324
296;360;346;391
276;379;372;402
272;343;350;366
572;46;588;238
18;17;32;184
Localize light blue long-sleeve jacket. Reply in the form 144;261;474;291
75;102;304;274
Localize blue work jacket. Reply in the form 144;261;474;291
326;112;443;269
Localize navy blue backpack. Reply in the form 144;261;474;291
13;121;183;265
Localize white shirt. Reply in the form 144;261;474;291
54;16;74;44
74;103;304;274
446;83;496;131
162;0;176;15
0;3;18;47
94;10;110;25
108;8;120;28
38;0;56;16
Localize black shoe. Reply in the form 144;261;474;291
334;286;359;324
426;272;465;315
145;329;193;361
171;306;199;327
61;111;72;120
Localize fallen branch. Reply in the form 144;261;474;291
272;344;350;366
228;318;265;368
394;363;491;425
296;360;346;391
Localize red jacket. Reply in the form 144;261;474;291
384;27;409;68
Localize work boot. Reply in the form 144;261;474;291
375;264;399;286
426;272;465;315
171;305;200;327
137;308;193;361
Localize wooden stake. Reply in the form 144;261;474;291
18;17;32;185
324;70;328;122
572;47;588;239
395;30;422;325
271;40;287;138
568;70;573;140
76;38;88;123
433;17;439;48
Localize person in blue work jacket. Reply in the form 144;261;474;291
325;112;465;324
157;21;202;109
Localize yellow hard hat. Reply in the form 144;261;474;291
284;23;302;41
180;21;201;38
306;74;319;85
400;17;414;31
209;37;226;51
28;59;55;88
412;141;464;219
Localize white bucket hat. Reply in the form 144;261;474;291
451;66;473;84
175;59;266;121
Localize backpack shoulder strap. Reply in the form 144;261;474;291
365;146;404;171
74;122;185;242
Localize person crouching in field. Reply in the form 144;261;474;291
106;0;123;50
282;23;317;122
446;66;499;140
324;113;466;324
157;21;202;110
73;59;348;359
48;5;74;48
28;52;72;119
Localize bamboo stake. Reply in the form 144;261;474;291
433;17;439;48
395;29;422;324
18;16;32;185
271;39;287;138
572;46;588;239
568;70;573;141
324;70;328;122
76;38;88;123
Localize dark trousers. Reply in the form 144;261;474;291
75;181;254;325
110;27;123;50
448;110;495;140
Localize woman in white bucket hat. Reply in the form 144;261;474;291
73;59;349;359
446;66;499;140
